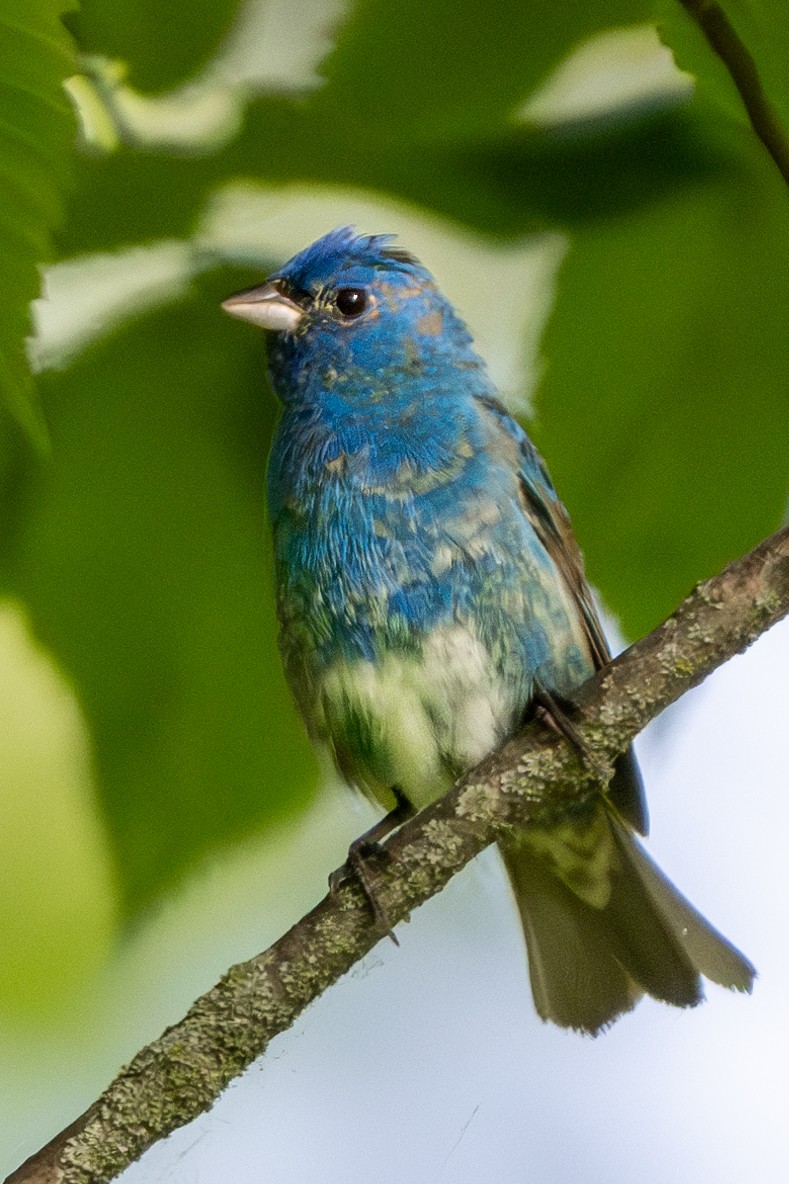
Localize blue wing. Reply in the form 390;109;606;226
476;394;648;834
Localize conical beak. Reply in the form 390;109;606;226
221;281;303;332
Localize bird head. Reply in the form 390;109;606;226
222;227;485;406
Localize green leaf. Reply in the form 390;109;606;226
0;0;76;446
55;3;697;261
0;602;117;1017
725;0;789;132
226;96;726;239
319;0;653;138
4;272;316;913
532;109;789;639
656;1;746;123
67;0;243;93
55;95;720;266
658;1;789;136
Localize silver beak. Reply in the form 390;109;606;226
221;281;303;332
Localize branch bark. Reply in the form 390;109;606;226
8;524;789;1184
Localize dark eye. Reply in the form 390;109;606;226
335;288;368;318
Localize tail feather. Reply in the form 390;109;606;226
503;844;643;1033
502;806;755;1035
609;816;755;993
608;746;649;835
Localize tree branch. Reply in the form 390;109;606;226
679;0;789;185
9;524;789;1184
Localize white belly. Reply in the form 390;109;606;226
315;623;521;811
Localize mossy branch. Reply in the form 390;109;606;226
8;524;789;1184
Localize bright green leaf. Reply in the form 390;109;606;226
0;602;117;1017
0;0;76;445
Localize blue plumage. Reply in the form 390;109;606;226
223;228;754;1032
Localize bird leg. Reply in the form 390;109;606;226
329;787;414;943
531;680;613;784
531;680;590;757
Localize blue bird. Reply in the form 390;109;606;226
223;227;754;1033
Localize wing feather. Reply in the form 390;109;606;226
477;395;648;833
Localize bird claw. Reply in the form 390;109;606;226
329;839;399;945
532;682;609;781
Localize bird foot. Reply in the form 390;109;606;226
328;790;414;943
532;682;609;782
329;838;399;945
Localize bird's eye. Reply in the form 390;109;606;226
335;288;368;318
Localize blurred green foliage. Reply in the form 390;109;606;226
318;0;652;137
65;0;242;91
8;274;314;910
1;0;788;1006
658;0;789;131
0;0;76;445
534;112;789;636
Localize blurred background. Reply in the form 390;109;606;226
2;1;788;1180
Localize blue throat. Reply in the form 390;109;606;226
265;283;495;508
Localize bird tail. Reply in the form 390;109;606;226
501;802;755;1035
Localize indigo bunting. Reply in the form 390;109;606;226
223;227;754;1033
